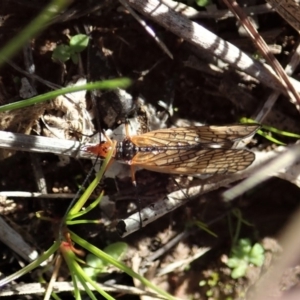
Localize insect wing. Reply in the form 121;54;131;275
131;148;255;175
202;124;259;142
130;125;259;148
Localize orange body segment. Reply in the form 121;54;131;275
86;141;116;158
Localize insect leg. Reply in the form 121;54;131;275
130;164;143;227
102;129;113;145
125;119;131;138
130;166;137;186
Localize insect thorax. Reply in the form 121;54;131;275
115;139;139;162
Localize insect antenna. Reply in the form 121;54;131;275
133;177;144;229
58;86;105;240
58;160;98;240
170;175;190;201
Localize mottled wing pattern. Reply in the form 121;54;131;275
131;124;259;148
131;148;255;175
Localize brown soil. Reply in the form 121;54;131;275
1;1;300;299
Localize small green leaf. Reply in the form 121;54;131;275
226;257;241;268
195;0;211;7
84;242;128;278
103;242;128;264
207;272;219;287
227;239;265;278
240;239;252;254
232;238;251;257
84;254;105;278
52;44;71;62
71;52;79;64
70;34;89;53
199;280;207;286
249;254;264;267
249;243;264;266
231;261;248;279
250;243;264;256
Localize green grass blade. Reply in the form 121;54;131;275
0;79;131;112
71;231;178;300
0;242;59;286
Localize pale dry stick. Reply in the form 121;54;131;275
0;191;77;198
0;130;94;159
142;230;192;269
125;0;300;95
131;254;150;300
156;247;210;276
0;216;39;263
119;0;173;59
0;282;167;299
223;143;300;202
44;255;62;300
0;130;98;238
116;148;287;237
266;0;300;32
223;0;300;110
163;0;274;20
116;174;247;237
11;47;48;261
256;40;300;123
142;211;228;269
